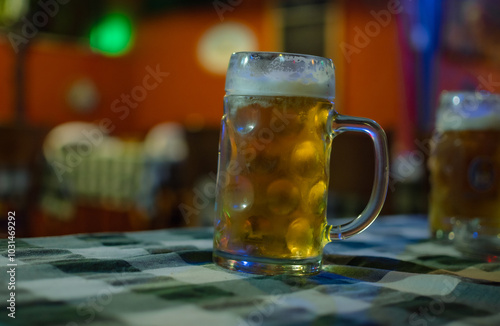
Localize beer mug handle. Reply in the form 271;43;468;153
329;114;389;240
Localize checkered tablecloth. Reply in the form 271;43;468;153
1;215;499;326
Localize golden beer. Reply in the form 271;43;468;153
214;96;332;260
429;129;500;236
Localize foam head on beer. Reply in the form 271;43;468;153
225;52;335;100
436;91;500;132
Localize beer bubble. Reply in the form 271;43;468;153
266;179;300;215
232;104;260;135
225;176;254;211
308;181;327;215
291;141;321;177
286;218;313;257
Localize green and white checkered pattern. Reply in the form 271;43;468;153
1;215;499;326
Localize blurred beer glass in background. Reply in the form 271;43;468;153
429;91;500;258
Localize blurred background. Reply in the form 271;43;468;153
1;0;499;237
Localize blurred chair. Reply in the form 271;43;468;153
35;122;149;235
35;121;193;236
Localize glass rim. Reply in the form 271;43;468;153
230;51;333;62
435;90;500;132
439;90;500;103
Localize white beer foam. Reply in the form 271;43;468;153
436;92;500;131
225;53;335;99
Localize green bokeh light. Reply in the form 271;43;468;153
90;12;134;56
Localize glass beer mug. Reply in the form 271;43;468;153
213;52;389;275
429;91;500;257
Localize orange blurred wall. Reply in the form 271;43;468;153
0;1;278;133
336;0;402;130
27;42;135;132
0;35;135;132
0;0;401;133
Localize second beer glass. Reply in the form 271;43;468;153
429;91;500;257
